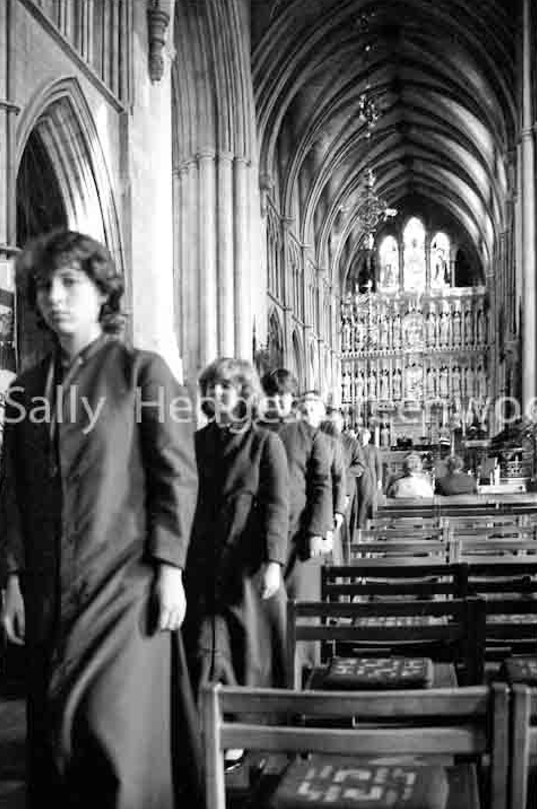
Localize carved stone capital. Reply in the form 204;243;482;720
147;2;171;83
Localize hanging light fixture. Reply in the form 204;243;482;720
357;92;381;128
359;168;397;241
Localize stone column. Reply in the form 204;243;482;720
234;157;252;358
174;160;200;381
198;151;218;366
217;151;235;356
521;0;536;409
128;0;182;379
0;0;18;249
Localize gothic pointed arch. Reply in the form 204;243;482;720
15;77;123;369
267;309;284;369
291;329;303;387
16;77;123;266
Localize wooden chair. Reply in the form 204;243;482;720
453;527;537;565
460;561;537;670
321;562;469;602
510;684;537;809
359;524;451;540
448;514;535;531
202;683;509;809
366;515;444;532
466;560;537;598
479;597;537;663
286;597;486;689
376;498;438;521
348;528;453;566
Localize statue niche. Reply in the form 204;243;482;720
405;363;423;400
402;311;425;351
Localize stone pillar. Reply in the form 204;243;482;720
234;157;252;358
128;0;182;379
217;151;235;356
174;160;200;380
0;0;18;249
521;0;536;409
198;151;218;366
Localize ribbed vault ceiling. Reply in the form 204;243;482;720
252;0;517;289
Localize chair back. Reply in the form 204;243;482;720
286;597;486;688
201;683;509;809
511;684;537;809
321;562;469;601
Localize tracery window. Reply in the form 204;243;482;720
430;232;450;289
378;235;399;290
403;217;426;291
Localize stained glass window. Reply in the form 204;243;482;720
378;235;399;290
431;232;450;288
403;218;426;291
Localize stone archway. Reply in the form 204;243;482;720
291;329;303;387
267;310;284;369
15;78;123;369
16;128;68;368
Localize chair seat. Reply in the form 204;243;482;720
320;656;435;690
498;656;537;684
351;615;449;628
249;756;479;809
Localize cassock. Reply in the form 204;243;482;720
0;336;202;809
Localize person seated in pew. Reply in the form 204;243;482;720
387;452;435;498
435;454;478;496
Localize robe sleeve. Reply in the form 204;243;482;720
258;431;289;566
0;390;25;580
374;447;383;485
346;439;366;494
304;431;333;537
138;354;198;569
331;439;347;517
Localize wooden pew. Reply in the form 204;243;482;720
202;683;509;809
286;598;485;689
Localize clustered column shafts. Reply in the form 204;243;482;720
521;0;536;410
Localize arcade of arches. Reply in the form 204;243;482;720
0;0;535;467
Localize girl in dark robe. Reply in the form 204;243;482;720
0;230;203;809
258;371;333;681
184;358;289;765
259;370;333;604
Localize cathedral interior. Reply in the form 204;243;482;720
0;1;531;429
1;2;537;806
0;1;532;465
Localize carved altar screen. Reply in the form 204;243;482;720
340;216;489;446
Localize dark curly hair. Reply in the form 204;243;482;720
261;368;299;397
198;357;262;421
15;229;125;334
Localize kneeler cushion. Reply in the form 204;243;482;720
268;755;449;809
499;656;537;684
321;657;434;690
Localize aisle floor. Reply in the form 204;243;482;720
0;698;25;808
